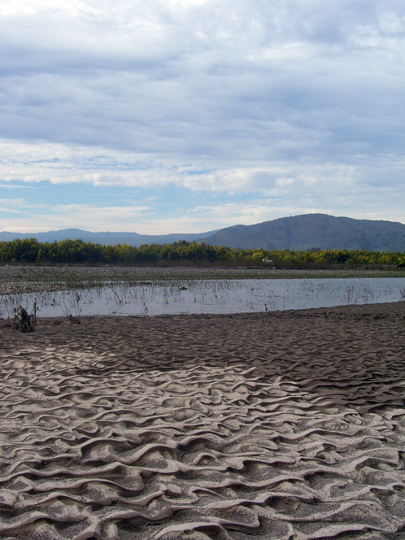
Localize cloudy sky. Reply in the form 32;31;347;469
0;0;404;233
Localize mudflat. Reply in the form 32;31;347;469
0;302;405;539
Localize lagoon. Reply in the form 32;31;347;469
1;277;405;319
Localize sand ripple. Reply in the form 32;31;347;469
0;306;405;539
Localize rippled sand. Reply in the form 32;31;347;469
1;303;405;539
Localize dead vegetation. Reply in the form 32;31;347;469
12;306;36;332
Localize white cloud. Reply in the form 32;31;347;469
0;200;152;232
0;198;28;214
0;139;404;206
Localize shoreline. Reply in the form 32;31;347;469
4;297;405;322
1;264;405;295
1;275;405;320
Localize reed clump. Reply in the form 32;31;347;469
13;306;36;332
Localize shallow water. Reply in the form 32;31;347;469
1;277;405;319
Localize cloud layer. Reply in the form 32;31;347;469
0;0;404;232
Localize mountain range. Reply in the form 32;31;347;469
205;214;405;251
1;214;405;251
0;228;218;246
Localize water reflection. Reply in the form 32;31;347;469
1;278;405;319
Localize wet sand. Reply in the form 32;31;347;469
0;302;405;539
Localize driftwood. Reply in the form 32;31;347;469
13;306;36;333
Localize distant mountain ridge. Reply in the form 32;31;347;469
0;228;218;247
204;214;405;252
1;214;405;251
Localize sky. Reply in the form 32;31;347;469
0;0;404;234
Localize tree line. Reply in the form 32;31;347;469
0;238;404;267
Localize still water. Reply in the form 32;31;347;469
1;278;405;319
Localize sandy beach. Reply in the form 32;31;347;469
1;302;405;539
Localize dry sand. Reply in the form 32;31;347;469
0;302;405;539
